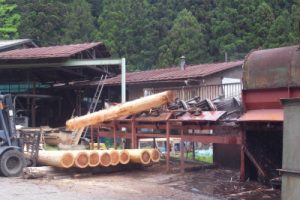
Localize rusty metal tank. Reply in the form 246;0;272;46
243;45;300;89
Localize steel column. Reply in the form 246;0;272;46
180;129;185;174
240;130;245;181
166;121;170;173
113;120;117;149
121;58;126;103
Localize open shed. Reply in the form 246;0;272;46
0;42;123;127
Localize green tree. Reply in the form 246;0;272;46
17;0;68;46
266;10;295;48
157;9;206;67
0;0;20;39
62;0;95;44
252;2;274;48
98;0;155;70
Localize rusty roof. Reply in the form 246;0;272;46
238;109;283;122
0;42;109;60
102;60;243;85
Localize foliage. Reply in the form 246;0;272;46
0;0;20;39
62;0;95;44
3;0;300;69
15;0;68;46
157;9;206;67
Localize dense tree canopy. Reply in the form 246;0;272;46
0;0;20;39
157;9;206;67
3;0;300;70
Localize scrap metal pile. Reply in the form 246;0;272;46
149;95;244;120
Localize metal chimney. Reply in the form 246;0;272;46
180;55;186;70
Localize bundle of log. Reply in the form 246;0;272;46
37;149;160;169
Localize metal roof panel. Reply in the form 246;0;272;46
238;109;283;122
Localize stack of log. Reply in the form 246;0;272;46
37;148;160;169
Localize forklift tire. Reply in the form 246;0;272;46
0;150;25;177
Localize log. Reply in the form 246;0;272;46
87;151;100;167
70;151;89;168
118;149;130;165
66;91;173;130
128;149;151;165
148;149;161;163
38;151;74;168
23;166;57;179
98;150;111;167
107;149;120;166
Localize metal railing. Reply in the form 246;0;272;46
144;83;242;100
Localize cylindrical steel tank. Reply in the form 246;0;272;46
243;45;300;89
281;98;300;200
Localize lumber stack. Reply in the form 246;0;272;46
37;149;160;169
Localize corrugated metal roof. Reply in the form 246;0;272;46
0;39;37;51
238;109;283;122
102;60;243;85
0;42;107;60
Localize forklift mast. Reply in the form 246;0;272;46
0;94;19;148
0;94;26;177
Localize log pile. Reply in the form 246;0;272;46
37;149;160;169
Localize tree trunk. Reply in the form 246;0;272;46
66;91;173;130
87;151;100;167
128;149;151;165
148;149;161;162
70;151;89;168
38;151;74;168
23;166;57;179
118;149;130;165
98;150;111;167
107;149;120;166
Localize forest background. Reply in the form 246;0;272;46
1;0;299;70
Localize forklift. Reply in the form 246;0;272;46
0;94;40;177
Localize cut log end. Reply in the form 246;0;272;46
99;152;111;167
61;152;75;168
119;150;130;165
150;149;160;163
89;152;100;167
141;150;151;165
75;152;89;168
110;150;120;166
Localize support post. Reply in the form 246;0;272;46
131;116;136;149
240;130;245;181
91;125;94;150
113;121;117;149
180;129;185;174
121;58;126;103
166;121;170;173
31;81;36;127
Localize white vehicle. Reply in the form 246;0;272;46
138;137;181;156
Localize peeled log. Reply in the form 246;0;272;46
87;151;100;167
128;149;151;165
70;151;89;168
148;149;161;163
38;151;74;168
107;150;120;166
98;151;111;167
66;91;173;130
118;150;130;165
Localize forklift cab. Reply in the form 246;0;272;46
0;94;25;177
